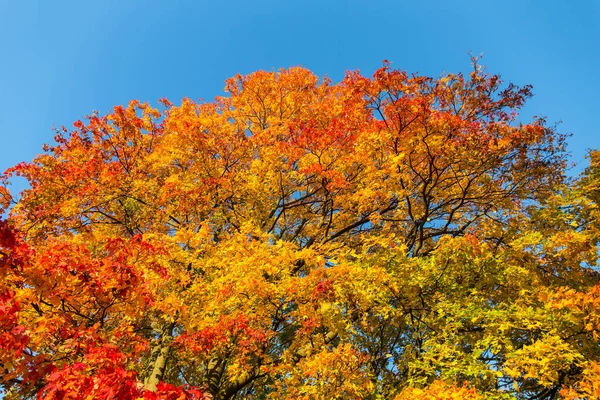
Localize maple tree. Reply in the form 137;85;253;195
1;59;599;399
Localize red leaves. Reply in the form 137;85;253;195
41;361;140;400
176;314;270;357
0;219;17;251
289;116;360;153
0;62;579;399
39;343;204;400
159;98;174;108
176;326;224;354
72;120;85;131
0;290;29;357
312;278;335;300
0;222;30;374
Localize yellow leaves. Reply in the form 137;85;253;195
1;63;596;399
275;343;373;400
196;223;212;241
504;335;584;388
395;380;483;400
509;231;544;251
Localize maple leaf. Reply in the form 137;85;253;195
0;61;597;399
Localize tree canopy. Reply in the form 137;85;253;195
1;61;599;399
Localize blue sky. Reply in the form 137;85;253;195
1;0;598;189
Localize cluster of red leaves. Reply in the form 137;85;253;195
0;290;28;360
0;59;589;399
176;314;269;356
41;343;203;400
0;221;29;363
1;219;204;399
311;279;335;300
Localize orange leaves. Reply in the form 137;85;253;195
288;117;359;153
224;67;321;130
28;235;158;310
0;61;593;399
0;227;171;397
560;361;600;399
543;285;600;336
0;186;10;213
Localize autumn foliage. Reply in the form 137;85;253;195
1;60;599;399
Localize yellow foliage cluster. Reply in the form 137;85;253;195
1;62;598;399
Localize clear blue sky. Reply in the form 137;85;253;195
1;0;598;188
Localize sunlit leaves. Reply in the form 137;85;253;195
0;61;597;399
